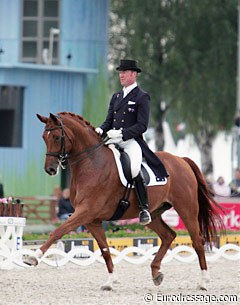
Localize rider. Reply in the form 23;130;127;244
95;59;168;225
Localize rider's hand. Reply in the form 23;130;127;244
95;127;103;135
107;129;122;139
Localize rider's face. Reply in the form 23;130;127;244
119;70;137;87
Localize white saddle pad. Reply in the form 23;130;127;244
108;144;168;187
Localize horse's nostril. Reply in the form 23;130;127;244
47;167;57;175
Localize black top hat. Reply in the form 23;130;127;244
116;59;142;73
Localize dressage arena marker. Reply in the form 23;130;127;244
0;217;26;269
0;243;239;269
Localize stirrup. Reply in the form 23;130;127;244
139;209;151;225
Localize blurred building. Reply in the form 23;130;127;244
0;0;108;196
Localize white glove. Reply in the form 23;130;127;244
107;129;122;139
95;127;103;135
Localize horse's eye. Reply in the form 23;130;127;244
55;136;61;143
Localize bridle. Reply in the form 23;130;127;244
45;115;106;169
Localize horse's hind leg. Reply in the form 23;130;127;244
183;219;210;290
86;222;115;291
148;215;176;286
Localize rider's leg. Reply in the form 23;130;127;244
120;139;151;225
133;172;151;225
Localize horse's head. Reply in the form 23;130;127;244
37;112;104;176
37;113;73;175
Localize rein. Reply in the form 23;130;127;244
45;115;106;168
69;141;106;165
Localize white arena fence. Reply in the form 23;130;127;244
0;243;239;269
0;217;239;269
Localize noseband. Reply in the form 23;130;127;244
45;115;105;168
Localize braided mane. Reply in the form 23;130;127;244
57;111;96;132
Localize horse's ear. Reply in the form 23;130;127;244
36;114;48;124
49;113;59;124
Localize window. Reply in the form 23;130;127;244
0;86;24;147
21;0;60;64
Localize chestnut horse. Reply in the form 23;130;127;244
28;112;224;290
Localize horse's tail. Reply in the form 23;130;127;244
183;157;225;245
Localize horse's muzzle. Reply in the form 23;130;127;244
45;164;58;176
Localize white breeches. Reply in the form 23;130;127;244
107;138;142;178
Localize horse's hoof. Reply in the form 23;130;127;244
100;284;113;291
152;272;164;286
23;256;39;266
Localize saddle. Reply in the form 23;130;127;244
120;148;150;185
107;144;167;221
108;144;167;187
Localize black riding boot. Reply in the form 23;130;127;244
133;173;152;225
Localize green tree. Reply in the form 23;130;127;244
163;0;237;174
109;0;238;175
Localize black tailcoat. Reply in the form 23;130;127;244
100;86;168;179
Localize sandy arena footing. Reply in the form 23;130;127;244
0;259;239;305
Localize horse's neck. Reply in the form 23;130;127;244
69;145;113;190
65;118;116;180
70;122;98;152
69;125;109;171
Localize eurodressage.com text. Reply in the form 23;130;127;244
143;293;238;303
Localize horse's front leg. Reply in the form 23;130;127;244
24;210;86;265
86;222;115;291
